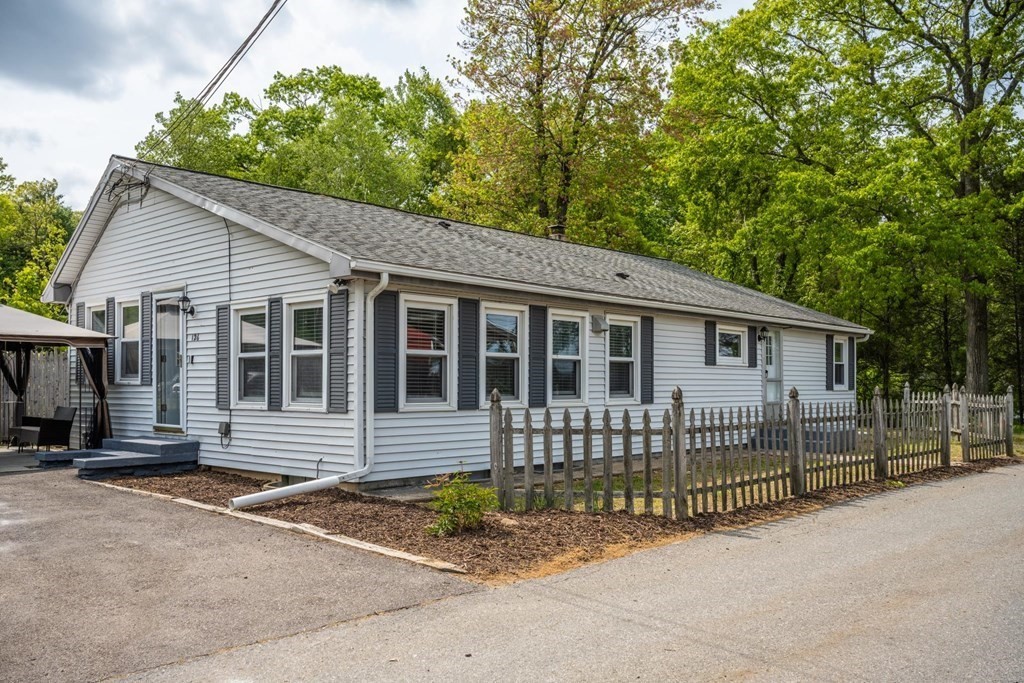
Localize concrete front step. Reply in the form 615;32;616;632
74;450;199;469
35;449;103;468
101;438;199;456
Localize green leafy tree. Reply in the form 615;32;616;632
138;67;461;213
442;0;709;250
0;167;76;320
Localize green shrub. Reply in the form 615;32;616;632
425;472;499;536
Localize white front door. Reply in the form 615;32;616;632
764;329;783;417
154;294;184;430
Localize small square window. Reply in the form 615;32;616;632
717;327;745;365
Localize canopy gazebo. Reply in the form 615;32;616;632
0;304;112;449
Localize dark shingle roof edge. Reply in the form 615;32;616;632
111;155;871;335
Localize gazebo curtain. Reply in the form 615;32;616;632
0;343;32;427
79;347;111;449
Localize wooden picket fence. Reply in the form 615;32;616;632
1;348;70;443
489;383;1014;516
949;383;1012;462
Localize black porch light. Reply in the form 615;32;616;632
757;326;769;342
178;294;195;317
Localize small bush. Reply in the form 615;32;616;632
425;472;499;536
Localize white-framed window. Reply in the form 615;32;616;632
833;339;846;389
117;300;140;383
549;310;587;403
86;305;106;334
607;316;639;401
401;295;456;408
235;306;268;405
482;304;526;403
286;301;326;407
717;325;746;366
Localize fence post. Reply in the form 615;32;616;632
671;387;687;520
902;381;911;444
960;388;971;463
941;387;952;467
787;387;805;496
872;387;888;479
489;389;503;493
503;409;515;510
1006;387;1015;458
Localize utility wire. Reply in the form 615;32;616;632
134;0;288;162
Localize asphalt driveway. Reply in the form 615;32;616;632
0;470;475;682
129;465;1024;682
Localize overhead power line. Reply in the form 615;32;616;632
135;0;288;162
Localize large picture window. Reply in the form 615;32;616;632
717;325;746;366
483;306;524;401
288;303;324;405
403;299;453;405
608;318;638;400
117;301;140;382
833;339;846;389
236;308;267;403
550;313;585;401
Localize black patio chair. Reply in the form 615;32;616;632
16;406;77;453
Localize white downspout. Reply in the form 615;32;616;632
229;272;390;510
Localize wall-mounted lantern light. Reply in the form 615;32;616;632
178;294;195;317
757;326;769;342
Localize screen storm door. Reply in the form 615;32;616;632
154;294;184;429
764;329;783;418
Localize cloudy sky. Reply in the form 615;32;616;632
0;0;751;209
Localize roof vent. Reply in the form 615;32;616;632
437;220;451;229
615;272;630;280
547;224;567;241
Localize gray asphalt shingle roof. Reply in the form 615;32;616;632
124;157;866;332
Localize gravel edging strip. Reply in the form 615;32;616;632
84;480;468;575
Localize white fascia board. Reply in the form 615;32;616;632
350;258;873;337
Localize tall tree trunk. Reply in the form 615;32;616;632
555;156;572;227
965;284;989;393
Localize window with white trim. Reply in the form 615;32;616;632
833;340;846;389
403;298;453;405
288;303;325;405
117;301;140;382
483;306;524;402
550;313;585;401
87;305;106;334
717;325;746;366
607;318;638;400
236;307;267;403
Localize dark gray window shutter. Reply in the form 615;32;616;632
458;298;479;409
825;334;835;391
640;315;654;404
216;305;230;410
528;305;547;408
105;297;116;383
747;325;758;369
375;291;399;413
327;289;349;413
848;336;856;393
75;302;85;385
140;291;152;386
705;320;717;366
267;297;283;410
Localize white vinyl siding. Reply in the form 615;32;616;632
782;329;856;404
71;188;356;479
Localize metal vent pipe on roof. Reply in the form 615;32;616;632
547;224;567;241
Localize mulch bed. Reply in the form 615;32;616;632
107;457;1021;583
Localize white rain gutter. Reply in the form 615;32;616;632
229;273;390;511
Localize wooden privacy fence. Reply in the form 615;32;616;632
1;348;70;442
489;383;1014;516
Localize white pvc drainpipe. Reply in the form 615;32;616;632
229;273;390;511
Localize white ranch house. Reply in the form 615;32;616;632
44;156;871;487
